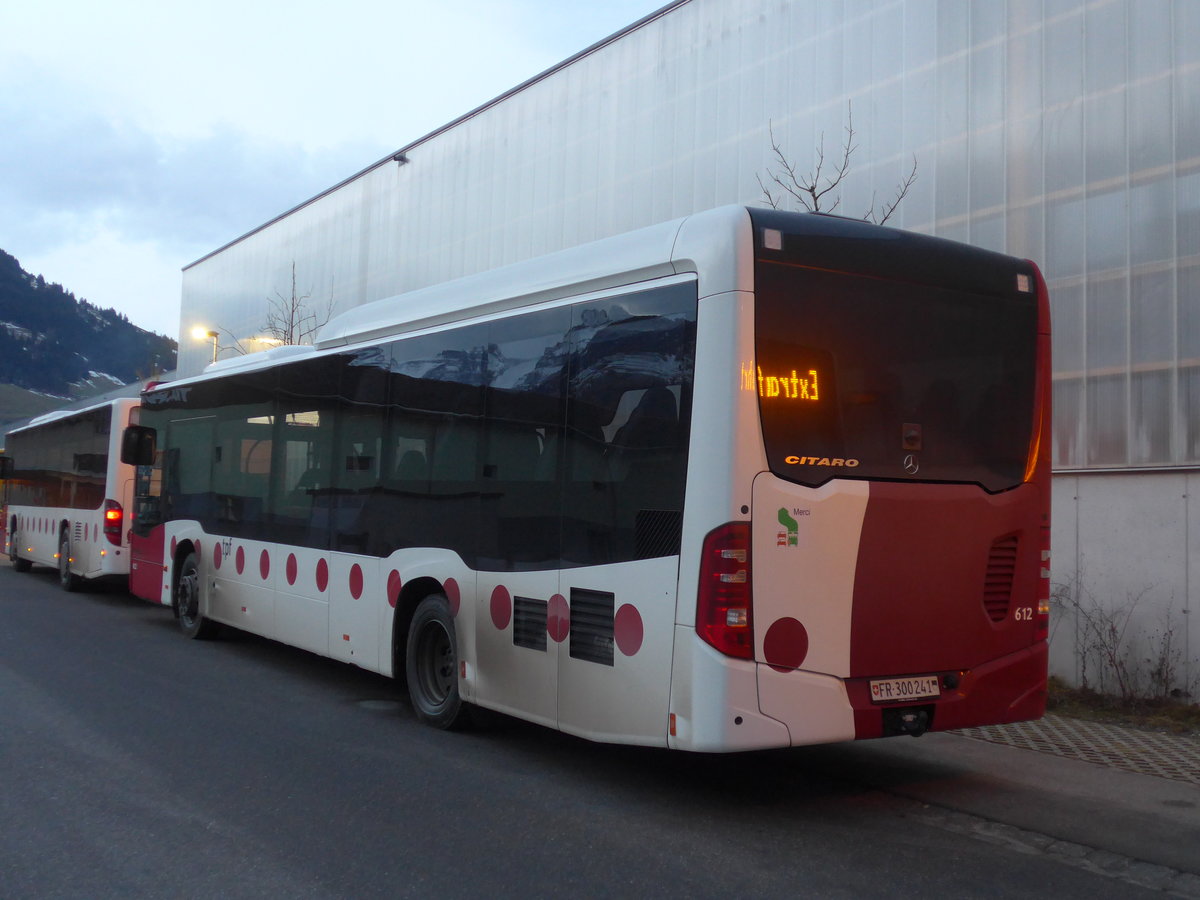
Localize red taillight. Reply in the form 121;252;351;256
1035;524;1050;641
696;522;754;659
103;499;123;546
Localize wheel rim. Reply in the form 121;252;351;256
415;620;455;709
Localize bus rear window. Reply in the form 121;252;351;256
755;263;1037;493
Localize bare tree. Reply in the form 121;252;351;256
262;261;335;346
208;262;335;360
757;103;917;226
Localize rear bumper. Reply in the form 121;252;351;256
846;642;1048;739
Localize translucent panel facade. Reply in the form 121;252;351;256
181;0;1197;473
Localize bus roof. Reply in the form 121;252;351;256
9;396;138;436
160;205;754;393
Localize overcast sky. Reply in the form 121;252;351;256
0;0;669;339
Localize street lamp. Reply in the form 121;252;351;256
191;326;220;364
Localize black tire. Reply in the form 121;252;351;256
405;594;470;729
10;525;32;573
58;530;81;592
175;551;220;640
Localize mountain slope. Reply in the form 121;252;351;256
0;249;177;396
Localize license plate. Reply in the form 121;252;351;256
869;675;940;703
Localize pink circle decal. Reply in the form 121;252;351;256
349;564;364;599
195;540;201;557
490;585;512;630
444;578;460;617
235;546;245;575
547;593;569;643
387;570;402;608
93;524;99;542
259;549;270;580
213;543;222;569
286;553;298;586
170;536;177;556
763;617;810;672
614;604;644;656
316;558;329;592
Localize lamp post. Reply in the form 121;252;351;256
191;327;220;363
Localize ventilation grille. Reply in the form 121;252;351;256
635;509;683;559
983;536;1019;622
513;596;548;652
73;521;83;542
569;588;614;666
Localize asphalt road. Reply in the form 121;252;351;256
1;563;1190;899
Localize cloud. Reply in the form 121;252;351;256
0;0;670;337
0;68;379;259
0;66;378;336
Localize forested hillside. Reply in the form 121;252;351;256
0;249;176;395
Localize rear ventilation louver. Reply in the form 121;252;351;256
569;588;614;666
513;596;548;652
983;536;1019;622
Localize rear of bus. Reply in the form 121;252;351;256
4;399;137;583
685;209;1050;750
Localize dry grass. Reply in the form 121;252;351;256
1047;675;1200;735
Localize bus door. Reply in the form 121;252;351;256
129;449;167;603
137;415;216;604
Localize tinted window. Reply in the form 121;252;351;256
755;263;1037;492
369;325;489;563
331;348;392;555
272;355;340;549
7;406;111;510
561;283;696;565
479;306;571;569
145;282;697;568
210;370;276;538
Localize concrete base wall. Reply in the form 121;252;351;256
1050;470;1198;699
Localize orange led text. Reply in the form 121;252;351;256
758;367;820;401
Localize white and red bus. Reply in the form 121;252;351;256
123;206;1051;751
4;398;138;590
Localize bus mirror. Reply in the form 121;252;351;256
121;425;157;466
0;455;11;478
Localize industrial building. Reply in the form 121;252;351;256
177;0;1200;694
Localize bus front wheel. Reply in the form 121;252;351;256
405;594;470;730
176;552;219;640
10;526;31;573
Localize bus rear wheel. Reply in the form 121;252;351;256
176;552;219;640
405;594;470;730
58;530;81;592
10;526;31;573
